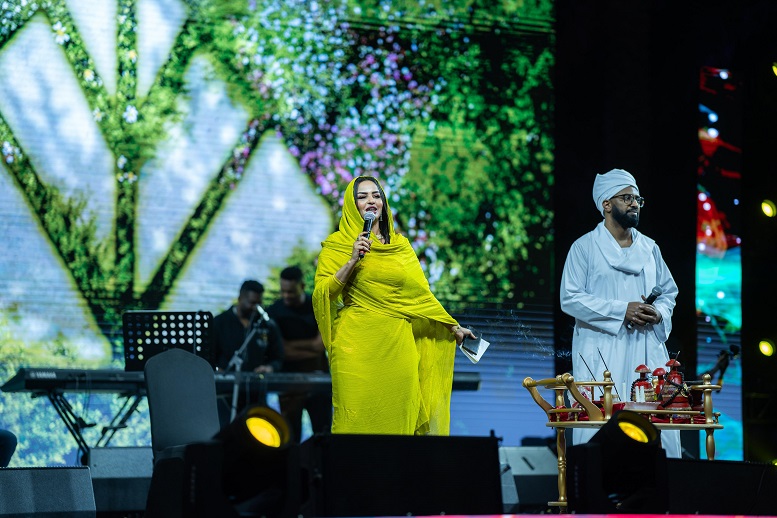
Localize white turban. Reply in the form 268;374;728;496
592;168;639;217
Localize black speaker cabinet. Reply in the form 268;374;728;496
499;446;558;512
88;447;153;513
299;433;503;517
666;458;777;514
0;466;96;517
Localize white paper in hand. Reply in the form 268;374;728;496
459;337;490;364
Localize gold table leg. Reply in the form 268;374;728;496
705;428;716;460
549;427;568;508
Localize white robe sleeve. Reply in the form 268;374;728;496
560;237;628;336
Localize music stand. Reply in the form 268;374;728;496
123;311;213;372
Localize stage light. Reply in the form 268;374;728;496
772;63;777;77
246;416;283;447
762;199;776;217
758;339;774;357
214;405;299;515
148;405;300;517
593;409;661;446
618;420;649;442
566;410;668;513
219;405;291;448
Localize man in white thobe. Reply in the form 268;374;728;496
560;168;681;458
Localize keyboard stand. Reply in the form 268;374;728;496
96;392;145;448
41;389;145;465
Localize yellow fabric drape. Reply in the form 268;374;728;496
313;175;458;435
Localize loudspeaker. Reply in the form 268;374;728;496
300;434;503;517
499;457;520;513
667;458;777;514
145;441;238;518
499;446;557;512
0;466;96;517
87;447;153;513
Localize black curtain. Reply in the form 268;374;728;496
554;0;777;462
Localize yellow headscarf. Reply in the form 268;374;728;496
318;174;400;255
312;175;459;434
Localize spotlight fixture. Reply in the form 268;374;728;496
214;405;299;515
759;339;775;357
246;414;284;447
617;418;650;443
762;199;776;218
566;410;668;513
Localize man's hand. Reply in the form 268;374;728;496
637;295;663;324
625;299;662;327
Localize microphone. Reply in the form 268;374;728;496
255;304;270;322
627;286;663;330
358;211;377;260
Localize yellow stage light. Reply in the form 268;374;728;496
618;420;649;443
762;199;776;217
214;404;296;510
566;410;667;513
759;339;774;357
246;417;282;447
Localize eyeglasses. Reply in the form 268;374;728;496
609;194;645;207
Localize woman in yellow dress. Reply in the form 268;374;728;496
313;175;475;435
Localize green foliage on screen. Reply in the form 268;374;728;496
1;1;553;350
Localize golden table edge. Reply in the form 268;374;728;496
545;422;723;430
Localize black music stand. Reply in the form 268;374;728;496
123;311;213;372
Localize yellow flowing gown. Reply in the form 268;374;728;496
313;176;459;435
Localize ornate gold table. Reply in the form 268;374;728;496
522;371;723;509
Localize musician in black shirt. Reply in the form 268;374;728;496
267;267;332;442
210;280;283;423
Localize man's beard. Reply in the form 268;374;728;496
613;205;639;229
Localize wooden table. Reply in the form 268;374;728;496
523;371;723;509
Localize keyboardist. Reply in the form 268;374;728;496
210;280;284;426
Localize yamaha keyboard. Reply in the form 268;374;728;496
2;368;146;394
1;368;335;395
2;367;481;394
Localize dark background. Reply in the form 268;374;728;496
553;0;777;462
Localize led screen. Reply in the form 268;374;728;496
696;66;743;460
0;0;555;465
